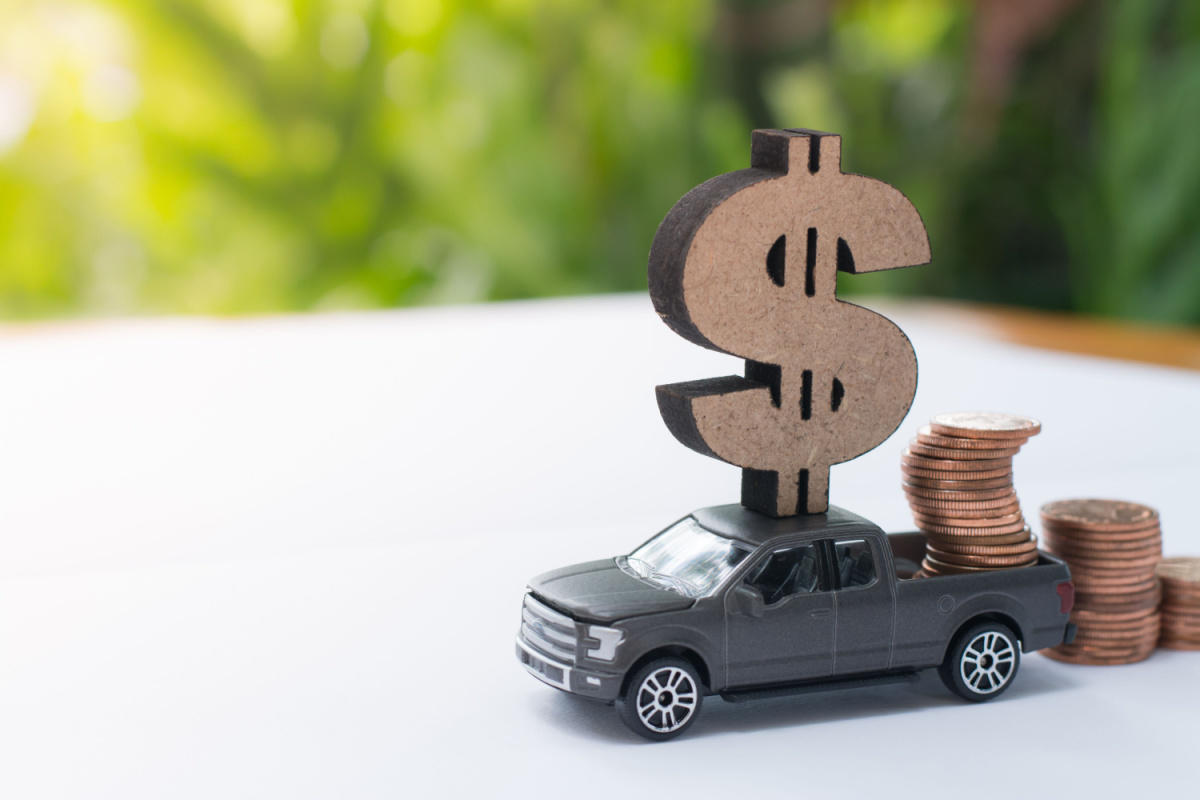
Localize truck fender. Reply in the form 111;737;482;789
942;594;1028;661
620;626;717;692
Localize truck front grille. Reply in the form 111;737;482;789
521;594;578;665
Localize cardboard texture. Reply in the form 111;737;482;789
650;129;931;516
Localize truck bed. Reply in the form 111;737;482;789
884;530;1072;670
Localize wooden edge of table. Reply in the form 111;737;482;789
892;299;1200;371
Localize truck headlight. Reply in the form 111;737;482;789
584;625;625;662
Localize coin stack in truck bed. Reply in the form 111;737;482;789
1157;557;1200;651
1041;499;1162;665
903;412;1041;577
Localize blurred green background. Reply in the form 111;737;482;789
1;0;1199;322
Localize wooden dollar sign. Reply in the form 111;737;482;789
650;129;930;517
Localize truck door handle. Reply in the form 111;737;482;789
810;609;831;618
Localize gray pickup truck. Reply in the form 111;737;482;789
516;504;1076;740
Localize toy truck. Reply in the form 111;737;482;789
516;504;1076;740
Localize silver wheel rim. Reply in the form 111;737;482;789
635;666;697;733
960;631;1016;694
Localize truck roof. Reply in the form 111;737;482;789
692;504;883;548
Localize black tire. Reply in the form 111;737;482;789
615;657;704;741
939;621;1021;702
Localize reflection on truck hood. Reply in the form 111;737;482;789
529;559;695;623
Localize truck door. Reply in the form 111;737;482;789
724;542;835;687
828;536;895;674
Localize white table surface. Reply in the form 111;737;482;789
1;294;1197;799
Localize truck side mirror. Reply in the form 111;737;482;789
731;585;765;618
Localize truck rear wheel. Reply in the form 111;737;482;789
615;657;703;741
939;621;1021;702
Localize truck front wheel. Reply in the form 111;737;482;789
615;657;703;741
938;621;1021;702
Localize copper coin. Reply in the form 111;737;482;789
1043;526;1163;545
1045;530;1162;547
1041;518;1161;535
1043;526;1163;544
1040;499;1158;531
1160;583;1200;600
909;503;1022;520
1075;586;1161;612
1072;606;1158;623
903;476;1014;491
1074;626;1160;642
1160;627;1200;637
927;527;1033;546
902;482;1017;501
1075;612;1161;630
1069;571;1160;589
1074;623;1156;636
1043;648;1155;666
1043;536;1163;556
1070;568;1159;584
902;451;1014;472
1056;635;1158;652
1064;561;1159;578
1056;638;1158;654
1075;584;1163;599
1043;531;1163;550
1160;621;1200;635
903;466;1013;482
1158;639;1200;651
1071;577;1160;595
914;511;1024;529
923;554;1033;573
925;549;1038;568
1042;519;1162;535
1161;631;1200;642
1049;550;1164;568
1160;577;1200;592
1062;646;1157;663
1161;618;1200;631
930;412;1042;440
1049;552;1163;570
1161;600;1200;612
1157;557;1200;584
921;519;1028;536
932;536;1038;556
1160;625;1200;640
1073;581;1160;597
907;441;1023;460
917;425;1030;450
1159;603;1200;617
902;494;1017;513
919;556;980;576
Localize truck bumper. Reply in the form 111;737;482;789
516;637;622;702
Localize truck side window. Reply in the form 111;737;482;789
833;539;876;589
745;544;821;606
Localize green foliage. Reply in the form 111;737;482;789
0;0;746;316
1;0;1199;322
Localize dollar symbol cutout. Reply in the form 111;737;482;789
650;129;930;517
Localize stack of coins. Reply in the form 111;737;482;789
903;412;1041;577
1041;499;1162;665
1157;557;1200;650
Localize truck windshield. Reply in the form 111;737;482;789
618;517;752;598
